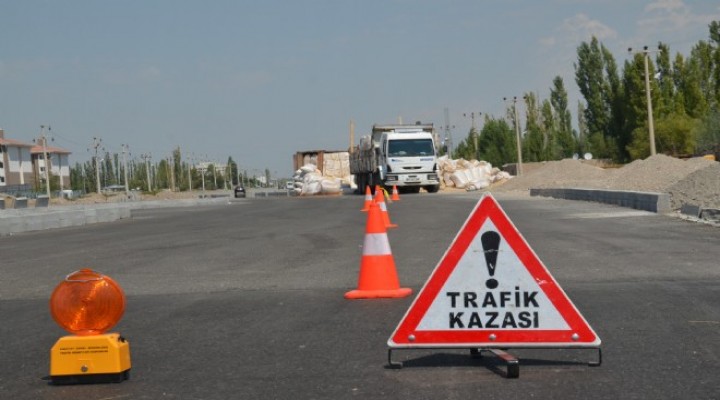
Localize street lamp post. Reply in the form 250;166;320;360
141;153;152;191
38;125;52;198
463;112;481;159
121;144;130;197
89;137;103;194
504;97;523;176
629;46;657;156
187;153;194;192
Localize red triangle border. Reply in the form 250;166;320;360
388;194;601;348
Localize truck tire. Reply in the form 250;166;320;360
371;172;381;189
425;185;440;193
355;174;366;194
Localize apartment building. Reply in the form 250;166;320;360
0;128;72;191
0;129;34;191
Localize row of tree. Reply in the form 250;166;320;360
453;21;720;166
67;147;270;194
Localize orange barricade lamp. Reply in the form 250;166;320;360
49;269;131;384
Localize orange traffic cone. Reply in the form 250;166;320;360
360;185;373;211
345;202;412;299
391;185;400;201
375;187;397;229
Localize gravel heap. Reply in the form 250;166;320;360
491;154;719;210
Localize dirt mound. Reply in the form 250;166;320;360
666;163;720;209
490;154;719;210
492;159;613;192
605;154;715;192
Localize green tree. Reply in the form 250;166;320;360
656;43;676;116
682;46;710;118
575;37;609;152
628;112;699;158
452;128;480;160
710;21;720;108
602;43;628;161
522;92;545;162
172;147;183;191
477;117;517;168
227;156;239;186
696;109;720;155
550;76;577;157
540;99;560;160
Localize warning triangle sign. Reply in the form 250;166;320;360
388;194;600;348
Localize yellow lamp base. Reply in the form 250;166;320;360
50;333;131;385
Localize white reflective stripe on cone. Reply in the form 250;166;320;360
379;201;388;211
363;233;392;256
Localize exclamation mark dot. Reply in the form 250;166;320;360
481;231;501;289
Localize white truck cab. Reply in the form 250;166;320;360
350;123;440;193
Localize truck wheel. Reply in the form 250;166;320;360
356;174;366;194
425;185;440;193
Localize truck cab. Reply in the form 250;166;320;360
350;123;440;193
380;130;439;192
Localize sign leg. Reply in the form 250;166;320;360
488;349;519;378
387;349;403;369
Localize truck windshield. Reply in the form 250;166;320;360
387;139;434;157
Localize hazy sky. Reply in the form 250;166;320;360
2;0;718;175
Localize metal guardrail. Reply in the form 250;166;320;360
252;189;291;198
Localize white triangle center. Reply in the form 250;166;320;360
416;219;570;331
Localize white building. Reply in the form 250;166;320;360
0;129;72;191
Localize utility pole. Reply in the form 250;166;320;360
188;154;193;192
349;120;355;153
443;107;455;157
212;163;217;189
200;164;206;195
141;153;152;191
463;112;482;159
504;97;523;176
628;46;657;156
89;137;103;194
121;144;130;196
168;155;175;192
38;125;52;198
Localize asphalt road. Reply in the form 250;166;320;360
1;192;719;399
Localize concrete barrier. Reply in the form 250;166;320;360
529;188;671;213
0;197;231;236
680;204;701;218
35;196;50;208
700;208;720;223
14;197;28;209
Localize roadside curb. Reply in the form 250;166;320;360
0;197;232;236
529;188;671;213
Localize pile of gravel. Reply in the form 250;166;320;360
605;155;714;193
491;158;612;192
491;154;719;210
666;163;720;209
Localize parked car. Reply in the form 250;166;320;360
234;185;246;198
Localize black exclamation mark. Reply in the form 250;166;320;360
481;231;501;289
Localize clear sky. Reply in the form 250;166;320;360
1;0;718;176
